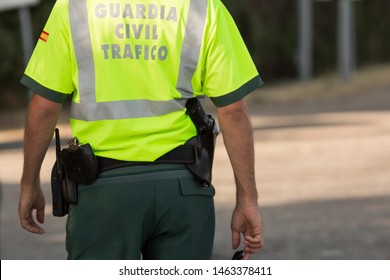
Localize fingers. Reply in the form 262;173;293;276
19;212;45;234
18;200;45;234
232;233;264;260
244;235;263;251
230;206;264;259
231;229;241;250
36;207;45;225
233;234;263;260
243;234;263;259
18;187;46;234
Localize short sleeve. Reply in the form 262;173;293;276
21;0;74;103
202;1;263;107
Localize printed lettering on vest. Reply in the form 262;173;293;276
101;44;168;61
95;3;178;22
95;3;177;61
69;0;207;121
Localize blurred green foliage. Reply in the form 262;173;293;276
223;0;390;81
0;0;55;109
0;0;389;110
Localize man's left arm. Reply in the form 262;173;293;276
216;99;264;259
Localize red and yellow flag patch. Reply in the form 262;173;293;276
39;31;49;42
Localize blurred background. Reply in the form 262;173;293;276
1;0;389;260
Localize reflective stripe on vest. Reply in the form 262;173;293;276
68;0;207;121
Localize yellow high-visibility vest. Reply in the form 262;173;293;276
21;0;263;161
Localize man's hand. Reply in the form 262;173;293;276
18;183;46;234
231;204;264;259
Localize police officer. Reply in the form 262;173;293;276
18;0;264;260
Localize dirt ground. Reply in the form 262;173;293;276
1;65;390;260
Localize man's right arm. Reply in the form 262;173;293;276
19;93;62;234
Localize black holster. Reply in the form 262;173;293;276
61;142;99;185
185;98;219;186
51;129;99;217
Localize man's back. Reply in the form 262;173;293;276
22;0;259;162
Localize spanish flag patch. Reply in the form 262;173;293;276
39;31;49;42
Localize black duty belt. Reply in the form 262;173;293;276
97;145;196;172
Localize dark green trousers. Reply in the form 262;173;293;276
66;164;215;260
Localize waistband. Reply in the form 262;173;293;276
97;144;195;173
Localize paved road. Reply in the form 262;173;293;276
1;82;390;260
